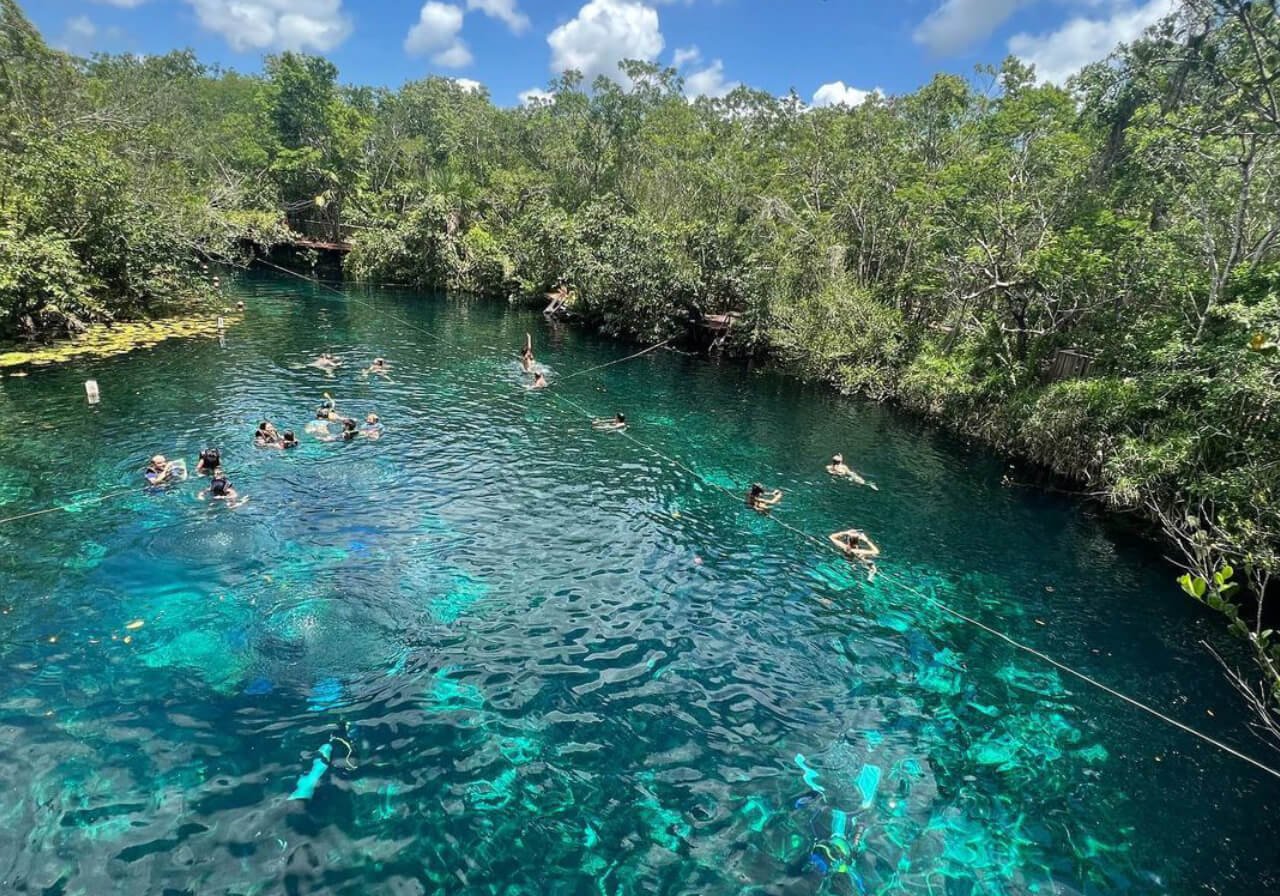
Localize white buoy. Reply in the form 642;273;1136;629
84;380;100;404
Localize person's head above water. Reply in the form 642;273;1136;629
150;454;166;468
832;454;843;465
343;418;358;430
616;413;626;423
210;475;230;496
366;413;379;424
282;430;297;443
750;483;764;498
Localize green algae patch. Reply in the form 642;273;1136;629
0;314;240;370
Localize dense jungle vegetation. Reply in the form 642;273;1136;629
2;0;1280;733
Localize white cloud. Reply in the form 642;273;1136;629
405;2;472;67
672;45;700;68
684;59;737;98
1009;0;1175;84
184;0;352;52
466;0;530;34
548;0;664;84
913;0;1025;55
452;77;485;92
811;80;878;108
93;0;149;7
57;14;126;52
519;86;554;105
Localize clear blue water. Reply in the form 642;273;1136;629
0;271;1276;895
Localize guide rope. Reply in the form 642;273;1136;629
7;262;1280;782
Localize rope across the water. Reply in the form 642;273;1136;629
7;261;1280;783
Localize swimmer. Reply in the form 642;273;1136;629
200;473;248;508
829;528;880;561
364;358;390;377
361;414;383;440
592;412;627;432
747;483;783;512
195;447;222;475
521;334;535;373
311;353;343;371
280;430;300;449
341;418;359;441
144;454;185;485
316;393;339;420
826;453;869;486
254;421;282;447
528;372;548;390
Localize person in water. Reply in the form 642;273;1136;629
826;453;868;486
144;454;185;485
200;473;247;507
312;353;342;370
521;334;535;373
747;483;783;512
361;413;383;440
341;418;359;441
195;447;222;475
528;372;548;390
365;358;389;377
829;528;880;561
592;413;627;431
255;421;282;447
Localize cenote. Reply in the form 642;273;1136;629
0;271;1277;895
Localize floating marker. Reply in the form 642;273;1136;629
84;380;100;404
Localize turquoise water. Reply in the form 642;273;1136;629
0;271;1276;894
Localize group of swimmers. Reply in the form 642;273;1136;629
142;354;391;508
144;447;247;508
743;453;880;579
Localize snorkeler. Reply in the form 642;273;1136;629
592;413;627;432
521;334;535;373
200;473;248;508
829;528;880;561
144;454;186;485
361;413;383;440
316;393;339;420
747;483;783;512
528;372;548;390
254;421;282;447
195;447;222;475
826;453;871;487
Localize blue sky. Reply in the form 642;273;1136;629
28;0;1176;106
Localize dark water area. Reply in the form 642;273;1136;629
0;271;1276;895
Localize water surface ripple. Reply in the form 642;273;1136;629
0;273;1276;895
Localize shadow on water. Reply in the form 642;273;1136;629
0;270;1276;895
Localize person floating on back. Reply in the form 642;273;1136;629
592;413;627;432
195;447;222;475
826;453;877;489
200;473;248;508
747;483;783;512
